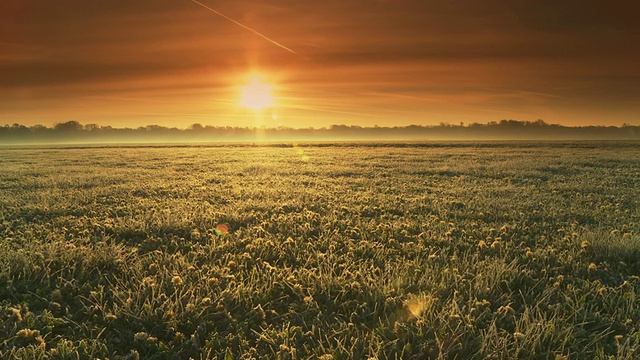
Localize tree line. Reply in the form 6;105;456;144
1;119;639;144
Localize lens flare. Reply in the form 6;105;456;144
214;224;230;235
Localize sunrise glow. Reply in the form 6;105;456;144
239;76;274;111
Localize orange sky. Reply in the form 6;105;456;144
1;0;639;128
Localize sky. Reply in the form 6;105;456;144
1;0;639;129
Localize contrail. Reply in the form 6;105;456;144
190;0;297;55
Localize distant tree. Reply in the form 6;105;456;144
54;120;83;132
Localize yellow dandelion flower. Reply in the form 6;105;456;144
9;308;22;322
134;332;149;342
588;263;597;271
171;275;184;286
513;332;525;341
17;329;38;339
491;240;501;251
597;287;607;296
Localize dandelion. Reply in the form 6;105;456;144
174;332;185;342
9;307;22;322
513;332;525;341
163;310;174;321
498;305;514;316
17;329;39;339
134;332;149;342
588;263;597;271
171;275;184;286
491;239;501;251
597;287;607;296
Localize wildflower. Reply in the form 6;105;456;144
597;287;607;296
171;275;184;286
580;240;590;249
498;305;514;316
163;310;174;321
17;329;39;339
174;332;185;342
491;240;501;251
588;263;597;271
513;332;525;341
134;332;149;342
9;307;22;322
201;297;212;306
478;240;487;249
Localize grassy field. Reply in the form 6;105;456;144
1;142;639;359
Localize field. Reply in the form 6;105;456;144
1;142;640;359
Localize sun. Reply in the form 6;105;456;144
240;76;274;110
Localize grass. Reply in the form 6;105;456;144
0;142;639;359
